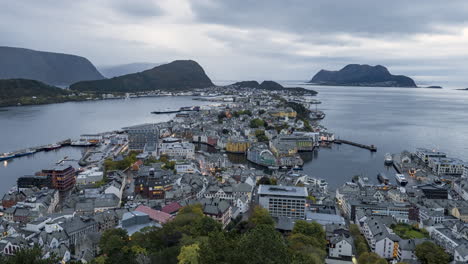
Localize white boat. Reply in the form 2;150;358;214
384;153;393;165
395;174;408;186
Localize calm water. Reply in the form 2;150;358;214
1;85;468;195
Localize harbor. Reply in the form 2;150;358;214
334;139;377;152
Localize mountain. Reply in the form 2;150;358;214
0;79;72;106
0;46;104;86
99;62;164;78
309;64;417;87
70;60;214;93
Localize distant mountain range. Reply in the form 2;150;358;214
309;64;417;87
0;46;104;86
70;60;214;93
98;62;164;78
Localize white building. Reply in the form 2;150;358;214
329;234;354;258
428;157;465;175
76;167;103;185
258;185;307;219
159;142;195;159
415;148;447;163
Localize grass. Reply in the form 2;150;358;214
391;223;429;239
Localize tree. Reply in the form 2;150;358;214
349;224;369;256
249;118;265;128
0;246;60;264
250;205;275;227
178;243;200;264
415;241;450;264
357;252;387;264
236;225;289;264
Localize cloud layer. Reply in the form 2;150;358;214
1;0;468;85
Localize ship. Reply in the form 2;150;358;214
384;153;393;165
310;110;326;120
44;143;61;151
395;174;408;186
377;172;390;185
0;152;15;161
14;149;36;158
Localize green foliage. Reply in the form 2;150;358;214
415;241;450;264
391;223;429;239
222;128;230;134
250;118;265;128
104;151;138;172
288;220;327;262
0;245;60;264
255;129;269;142
286;101;310;120
357;252;387;264
178;243;200;264
250;205;275;227
306;195;316;204
237;224;289;264
349;224;369;256
236;109;252;116
258;109;266;115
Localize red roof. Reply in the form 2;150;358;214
161;202;182;214
135;205;172;224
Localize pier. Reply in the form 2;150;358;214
334;139;377;152
0;138;71;162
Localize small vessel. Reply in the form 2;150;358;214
151;108;180;114
292;165;303;171
268;166;279;170
384;153;393;165
310;111;326;120
0;152;15;161
44;143;61;151
14;149;36;158
395;174;408;186
377;172;390;185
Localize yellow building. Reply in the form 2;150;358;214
451;207;468;222
226;140;251;153
269;107;297;118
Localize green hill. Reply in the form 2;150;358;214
70;60;213;93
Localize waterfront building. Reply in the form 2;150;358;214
123;123;159;151
428;157;465;175
464;164;468;178
269;107;297;118
415;148;447;163
276;132;318;152
258;185;308;219
36;165;76;192
158;142;195;159
17;175;51;189
247;143;277;167
225;138;250;153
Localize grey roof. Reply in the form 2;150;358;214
455;243;468;257
258;185;308;197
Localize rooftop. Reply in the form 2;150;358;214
258;185;308;197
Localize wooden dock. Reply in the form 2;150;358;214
334;139;377;152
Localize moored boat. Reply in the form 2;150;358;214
0;152;15;161
44;143;61;151
384;153;393;165
395;174;408;186
377;172;390;185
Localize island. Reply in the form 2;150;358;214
70;60;214;93
308;64;417;87
0;46;104;86
230;80;318;95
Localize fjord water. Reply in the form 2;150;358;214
1;85;468;195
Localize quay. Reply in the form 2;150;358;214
151;106;200;115
334;139;377;152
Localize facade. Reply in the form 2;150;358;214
37;165;76;192
225;139;250;153
258;185;307;219
428;157;465;175
415;148;447;163
247;143;277;167
276;132;318;152
17;175;51;189
158;142;195;159
123;123;159;151
134;165;174;199
328;235;354;258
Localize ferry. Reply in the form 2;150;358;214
377;172;390;185
44;144;61;151
14;149;36;158
384;153;393;165
0;152;15;161
395;174;408;186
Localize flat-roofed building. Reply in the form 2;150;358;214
415;148;447;163
428;157;465;175
258;185;308;219
123;123;159;151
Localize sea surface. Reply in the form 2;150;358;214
1;84;468;195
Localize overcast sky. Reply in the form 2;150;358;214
1;0;468;85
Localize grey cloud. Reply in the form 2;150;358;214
110;0;163;18
190;0;468;36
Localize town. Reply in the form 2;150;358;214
1;84;467;264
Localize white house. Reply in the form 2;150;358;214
328;234;354;258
